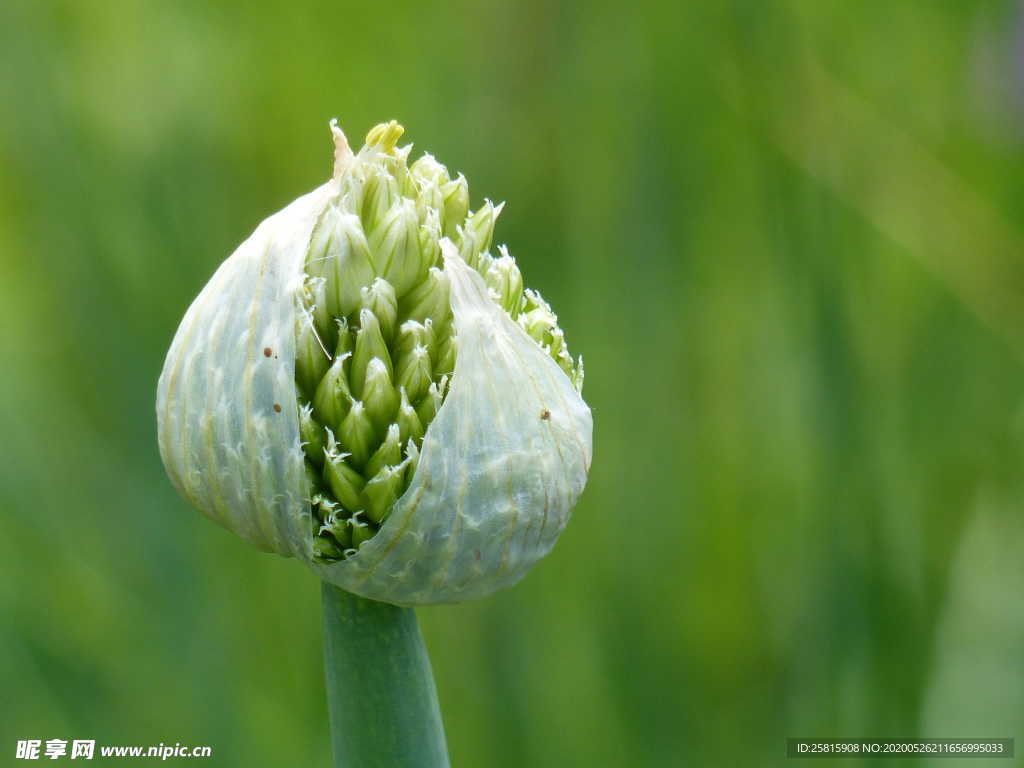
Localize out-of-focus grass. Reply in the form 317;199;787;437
2;1;1023;765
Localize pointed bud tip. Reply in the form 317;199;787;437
365;356;391;378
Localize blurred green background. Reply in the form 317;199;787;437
2;1;1023;765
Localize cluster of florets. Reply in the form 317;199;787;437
295;122;582;561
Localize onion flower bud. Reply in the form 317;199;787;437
156;120;592;604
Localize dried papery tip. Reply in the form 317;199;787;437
330;118;352;179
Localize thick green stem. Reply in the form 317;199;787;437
321;583;450;768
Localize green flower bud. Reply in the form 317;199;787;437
350;512;376;548
361;357;400;432
418;210;442;270
415;180;444;224
403;438;421;484
518;289;558;346
548;327;574;378
396;320;435;362
303;275;335;350
474;249;495;280
157;119;591;605
368;198;423;298
340;399;376;469
299;403;327;467
440;174;469;238
484;246;524;315
312;352;352;434
570;356;585;393
333;317;353;358
361;463;404;524
457;224;484;271
323;449;366;513
415;377;446;427
360;169;397;235
434;333;456;378
350;309;391;399
410;153;449;187
396;388;424;447
395;344;432;405
307;207;375;320
295;307;330;400
314;533;345;560
365;423;402;480
359;277;398;344
320;511;353;549
465;200;503;256
398;267;451;329
305;461;324;498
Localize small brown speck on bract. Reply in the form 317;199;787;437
273;403;282;413
540;409;551;420
474;550;481;561
263;347;273;357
